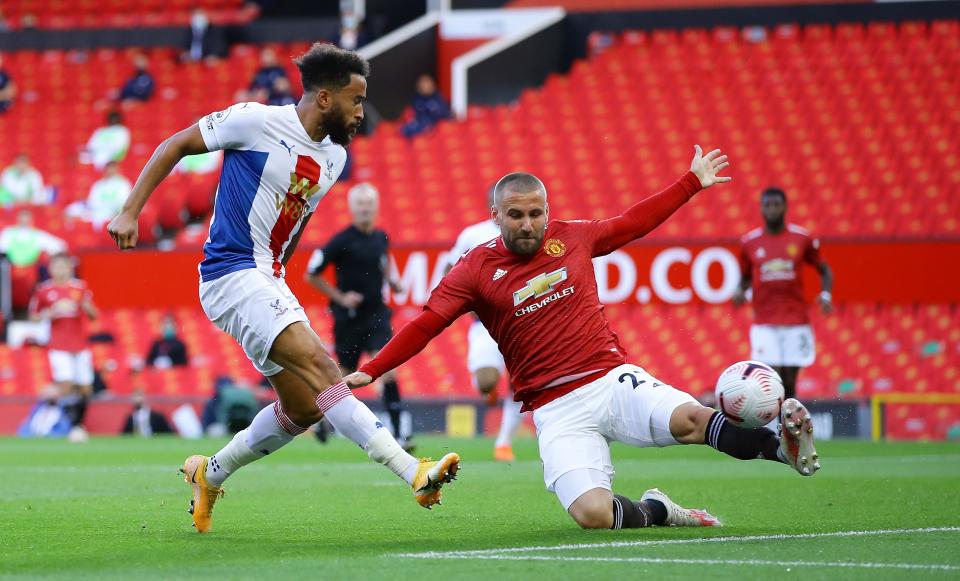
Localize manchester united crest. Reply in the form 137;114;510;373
544;238;566;257
786;243;799;258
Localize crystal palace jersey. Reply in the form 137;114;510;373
197;102;347;282
427;220;629;405
739;224;824;325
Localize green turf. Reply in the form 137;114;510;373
1;436;958;580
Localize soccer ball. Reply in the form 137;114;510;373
715;361;785;428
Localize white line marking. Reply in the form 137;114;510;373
396;526;960;558
439;555;960;571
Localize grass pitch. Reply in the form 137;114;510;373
1;435;958;579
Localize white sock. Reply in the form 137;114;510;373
317;382;419;484
205;402;304;487
495;396;523;448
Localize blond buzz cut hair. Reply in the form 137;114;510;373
493;172;547;207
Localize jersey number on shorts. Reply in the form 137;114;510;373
618;370;662;390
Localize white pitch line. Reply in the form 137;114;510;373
396;526;960;558
437;555;960;572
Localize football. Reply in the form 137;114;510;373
715;360;785;428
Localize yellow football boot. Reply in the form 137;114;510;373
412;452;460;509
180;455;224;533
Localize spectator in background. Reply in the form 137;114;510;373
247;47;287;102
121;388;174;436
18;384;72;438
337;11;368;51
173;150;222;175
200;376;259;436
146;313;189;368
80;111;131;169
118;53;155;104
0;8;10;32
183;8;217;63
0;53;16;113
0;210;67;311
67;161;132;227
19;13;36;30
401;74;450;138
0;154;50;206
88;162;132;225
266;76;296;106
0;209;66;268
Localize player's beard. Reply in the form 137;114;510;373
503;229;544;256
764;216;785;231
322;102;358;146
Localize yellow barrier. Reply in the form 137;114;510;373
445;404;477;438
870;392;960;441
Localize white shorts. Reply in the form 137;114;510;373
467;319;504;374
533;363;697;509
750;324;816;367
200;269;309;376
49;349;94;386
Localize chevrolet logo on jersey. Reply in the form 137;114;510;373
513;267;568;306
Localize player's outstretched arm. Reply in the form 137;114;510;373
343;310;451;388
690;144;731;189
107;125;209;250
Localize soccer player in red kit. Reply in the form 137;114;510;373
29;253;99;442
345;146;820;531
733;187;833;398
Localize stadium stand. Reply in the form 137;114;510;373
0;20;956;437
1;21;958;249
0;0;254;29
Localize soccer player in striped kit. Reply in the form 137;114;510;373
108;44;458;533
346;146;820;531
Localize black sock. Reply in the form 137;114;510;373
706;411;782;462
611;494;653;529
74;397;88;425
643;499;668;525
382;380;403;439
64;395;88;427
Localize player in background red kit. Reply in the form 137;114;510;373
29;253;99;442
733;187;833;398
345;146;820;531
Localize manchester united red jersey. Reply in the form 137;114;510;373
426;220;629;409
739;224;823;325
29;279;93;352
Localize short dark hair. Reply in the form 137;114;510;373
761;187;787;202
494;172;547;206
294;43;370;93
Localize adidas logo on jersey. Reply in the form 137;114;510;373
493;268;508;281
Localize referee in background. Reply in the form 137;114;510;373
306;183;414;451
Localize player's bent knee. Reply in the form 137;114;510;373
306;350;342;384
285;405;323;428
670;402;713;444
568;489;614;529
